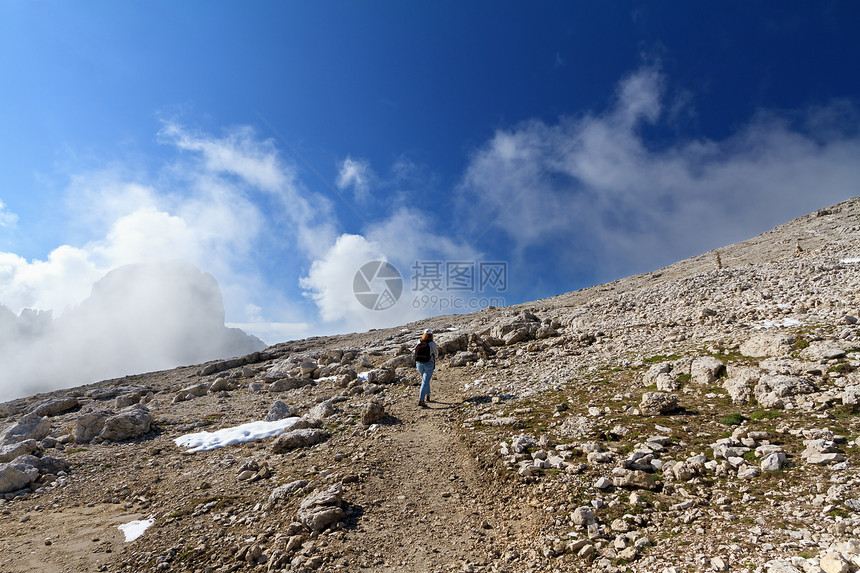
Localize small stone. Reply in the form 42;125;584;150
595;477;612;490
571;506;595;526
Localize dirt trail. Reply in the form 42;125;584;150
343;364;541;572
0;503;139;573
0;361;543;573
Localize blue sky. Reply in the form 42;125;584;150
2;1;860;343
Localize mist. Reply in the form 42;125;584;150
0;260;265;402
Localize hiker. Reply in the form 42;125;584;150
414;328;439;407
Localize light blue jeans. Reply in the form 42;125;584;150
417;360;435;401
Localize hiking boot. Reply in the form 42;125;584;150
418;399;426;407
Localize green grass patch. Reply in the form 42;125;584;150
749;410;781;422
643;354;680;365
828;362;855;375
720;413;746;426
709;349;750;364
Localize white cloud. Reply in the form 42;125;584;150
159;121;338;260
0;199;18;227
0;123;331;349
159;123;288;192
0;246;100;314
300;233;389;326
0;123;324;398
336;156;374;202
459;64;860;279
300;207;480;333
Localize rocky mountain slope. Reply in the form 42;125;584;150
2;198;860;573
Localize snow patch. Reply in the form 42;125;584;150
463;379;484;391
174;417;304;452
841;257;860;263
758;318;803;329
118;517;154;542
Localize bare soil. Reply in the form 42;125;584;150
0;362;543;573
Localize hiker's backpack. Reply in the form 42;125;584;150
414;340;432;363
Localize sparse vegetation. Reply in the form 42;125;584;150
720;413;746;426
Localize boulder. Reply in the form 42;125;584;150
534;326;559;340
364;369;395;385
299;361;317;377
98;405;152;442
436;333;468;355
690;356;725;385
639;392;679;415
450;351;479;367
763;560;802;573
740;333;795;358
381;354;415;370
86;386;149;401
210;377;234;392
723;368;761;404
114;393;142;409
643;362;672;386
13;454;68;475
801;342;847;361
806;453;846;465
842;385;860;411
737;465;761;479
503;328;531;345
361;401;385;426
0;460;40;494
612;468;657;490
0;440;40;463
73;411;112;444
28;397;79;417
268;378;309;392
801;439;842;464
272;428;329;454
656;374;681;392
297;482;345;532
178;383;209;398
510;434;538;453
754;374;815;408
761;451;787;472
308;401;336;422
0;415;52;446
820;553;850;573
572;506;595;526
265;401;292;422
